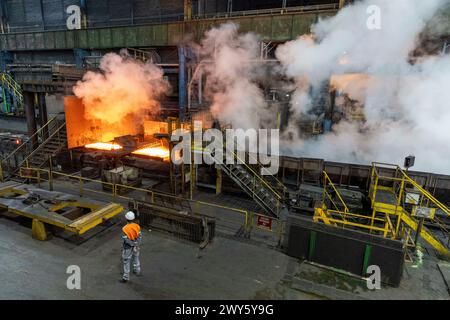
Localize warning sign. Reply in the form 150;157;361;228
256;215;273;231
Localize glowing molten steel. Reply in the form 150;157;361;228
132;146;170;160
85;142;123;151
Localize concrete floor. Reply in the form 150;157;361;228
0;214;311;300
1;206;449;300
0;180;448;300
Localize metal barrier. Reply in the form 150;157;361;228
18;166;284;245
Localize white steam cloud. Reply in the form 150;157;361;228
196;23;271;130
275;0;450;174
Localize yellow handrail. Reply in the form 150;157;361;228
19;121;66;169
192;145;283;201
323;171;349;214
0;73;23;102
1;116;60;164
18;166;284;233
371;162;450;216
230;149;283;200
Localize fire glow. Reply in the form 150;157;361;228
132;146;170;160
85;142;123;151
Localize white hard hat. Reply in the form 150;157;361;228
125;211;135;221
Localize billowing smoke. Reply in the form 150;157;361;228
196;22;270;129
74;52;170;132
275;0;450;173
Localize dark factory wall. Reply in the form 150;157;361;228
87;0;184;27
2;0;79;32
0;0;184;32
0;0;339;33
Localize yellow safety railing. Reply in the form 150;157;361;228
0;72;23;103
370;162;450;217
0;116;65;181
18;166;284;242
314;170;397;237
370;162;450;256
191;145;283;216
217;125;286;198
231;149;283;200
314;212;393;236
322;171;349;219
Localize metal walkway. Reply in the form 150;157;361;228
314;163;450;258
369;163;450;257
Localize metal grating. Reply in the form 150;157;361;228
135;200;215;244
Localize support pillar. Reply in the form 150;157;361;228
184;0;192;21
32;219;48;241
178;46;187;121
73;48;89;69
38;93;48;139
24;91;38;148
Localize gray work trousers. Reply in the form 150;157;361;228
122;246;141;280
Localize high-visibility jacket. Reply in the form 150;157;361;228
122;223;141;241
122;223;141;250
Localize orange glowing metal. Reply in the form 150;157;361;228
85;142;123;151
132;146;170;160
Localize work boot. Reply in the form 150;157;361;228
119;278;128;283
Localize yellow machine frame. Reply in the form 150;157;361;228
314;163;450;257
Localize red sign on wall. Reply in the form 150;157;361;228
256;215;273;231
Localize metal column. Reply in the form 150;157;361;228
23;91;38;148
178;46;187;121
38;93;48;139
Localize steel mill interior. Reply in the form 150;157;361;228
0;0;450;301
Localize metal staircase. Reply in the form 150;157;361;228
220;150;285;218
0;72;24;115
400;210;450;257
313;166;450;258
369;163;450;257
0;116;66;181
27;123;67;168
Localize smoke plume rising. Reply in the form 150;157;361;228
73;52;170;141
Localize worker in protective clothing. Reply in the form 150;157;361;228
120;210;141;283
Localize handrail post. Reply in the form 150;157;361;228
79;178;83;197
48;156;54;191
